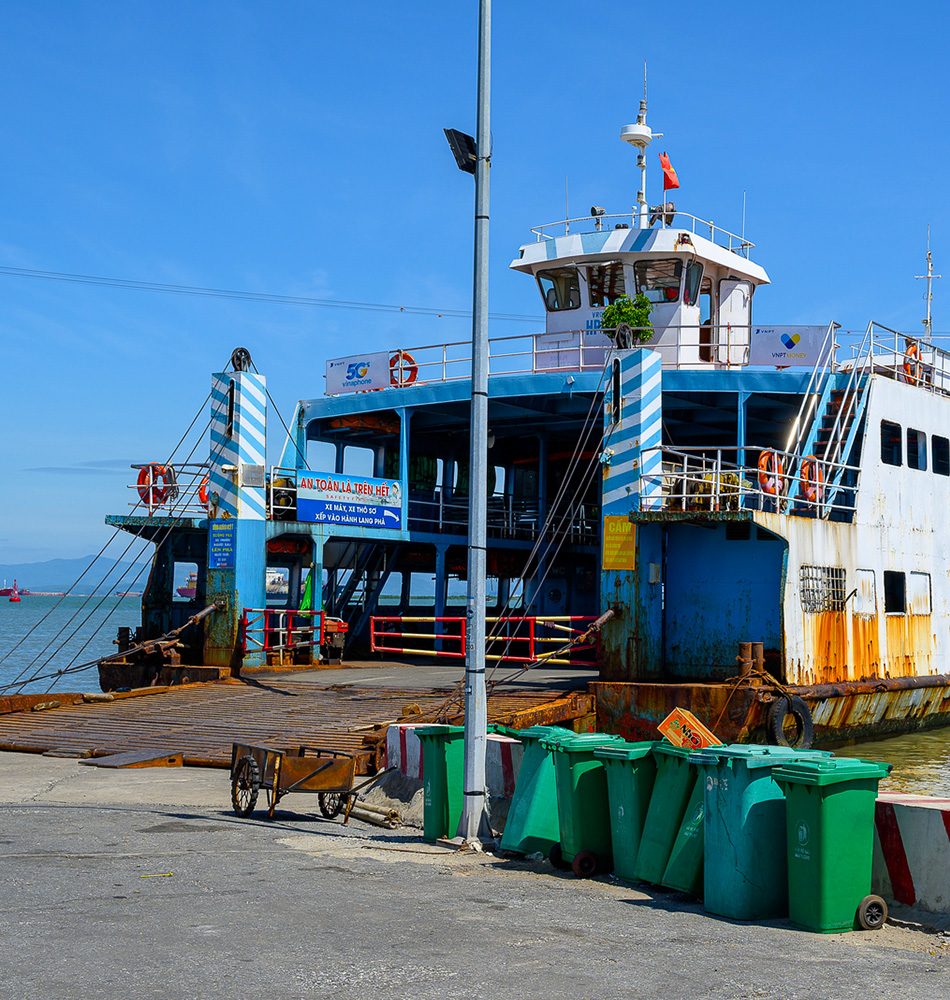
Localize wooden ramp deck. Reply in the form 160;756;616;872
0;678;594;771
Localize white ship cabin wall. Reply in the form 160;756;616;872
512;225;769;370
760;373;949;686
618;371;950;690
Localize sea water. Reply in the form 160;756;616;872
0;594;140;696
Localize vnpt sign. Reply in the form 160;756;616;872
749;326;828;367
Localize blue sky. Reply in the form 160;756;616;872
2;1;949;563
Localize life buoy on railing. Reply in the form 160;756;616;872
390;350;418;386
799;455;824;503
137;464;170;506
757;450;784;496
903;341;922;384
198;475;209;509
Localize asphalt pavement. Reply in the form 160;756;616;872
1;751;948;1000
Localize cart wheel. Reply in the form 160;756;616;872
857;894;888;931
231;754;260;817
572;850;598;879
549;843;569;870
318;791;345;819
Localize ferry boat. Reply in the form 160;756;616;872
100;102;950;747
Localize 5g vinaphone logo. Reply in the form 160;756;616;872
345;361;371;380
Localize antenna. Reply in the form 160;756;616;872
620;62;662;229
915;225;941;343
742;190;747;242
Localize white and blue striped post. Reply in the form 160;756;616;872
602;348;663;515
204;372;268;669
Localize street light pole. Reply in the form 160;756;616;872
457;0;492;844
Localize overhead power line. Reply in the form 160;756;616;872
0;264;540;323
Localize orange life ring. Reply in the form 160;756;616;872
799;455;824;503
198;475;209;508
137;464;170;506
757;450;784;496
903;341;922;384
390;350;418;386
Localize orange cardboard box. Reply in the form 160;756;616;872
657;707;724;750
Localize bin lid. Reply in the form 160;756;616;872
688;744;833;770
415;725;465;738
593;740;658;761
518;725;573;741
540;732;623;752
772;758;892;786
651;740;696;760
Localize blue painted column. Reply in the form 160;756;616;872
599;348;663;680
204;371;268;670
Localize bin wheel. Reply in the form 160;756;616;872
318;791;345;819
572;850;598;879
857;894;888;930
549;843;569;870
231;754;260;817
767;695;814;749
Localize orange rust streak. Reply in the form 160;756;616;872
804;611;850;685
851;615;881;681
884;614;934;678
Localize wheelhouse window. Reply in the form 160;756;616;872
587;263;626;308
933;435;950;476
172;561;198;603
800;565;847;613
883;571;905;614
684;261;704;306
537;267;580;311
881;420;902;466
634;259;683;304
907;428;927;471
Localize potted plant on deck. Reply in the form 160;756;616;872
600;292;653;349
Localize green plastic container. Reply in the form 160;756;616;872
773;758;892;933
691;744;832;919
633;742;697;885
593;741;658;881
660;772;706;896
542;732;623;874
417;725;466;842
500;725;571;857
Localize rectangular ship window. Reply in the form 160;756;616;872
933;436;950;476
908;572;932;615
800;565;847;613
587;263;626;308
881;421;902;466
907;428;927;471
883;571;906;614
537;267;581;311
634;259;683;304
853;569;876;616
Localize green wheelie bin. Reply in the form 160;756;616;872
593;741;659;882
659;769;706;896
417;725;466;842
690;744;832;919
500;725;572;858
542;732;624;877
773;757;892;933
633;742;698;886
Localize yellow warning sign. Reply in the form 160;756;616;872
602;516;636;570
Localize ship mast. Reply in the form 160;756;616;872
620;65;662;229
915;226;940;343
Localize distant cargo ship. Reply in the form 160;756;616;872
0;580;29;597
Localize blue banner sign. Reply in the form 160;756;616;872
297;473;402;529
208;519;237;569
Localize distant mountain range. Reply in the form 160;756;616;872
0;555;151;595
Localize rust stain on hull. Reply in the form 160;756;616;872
885;614;934;679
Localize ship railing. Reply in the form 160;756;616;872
406;494;595;543
241;608;327;655
127;461;210;517
369;614;600;666
637;445;861;520
528;210;755;258
848;323;950;398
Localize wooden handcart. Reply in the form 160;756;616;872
229;742;376;822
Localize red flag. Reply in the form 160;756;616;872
659;151;679;191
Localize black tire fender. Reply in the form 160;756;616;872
767;695;814;749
